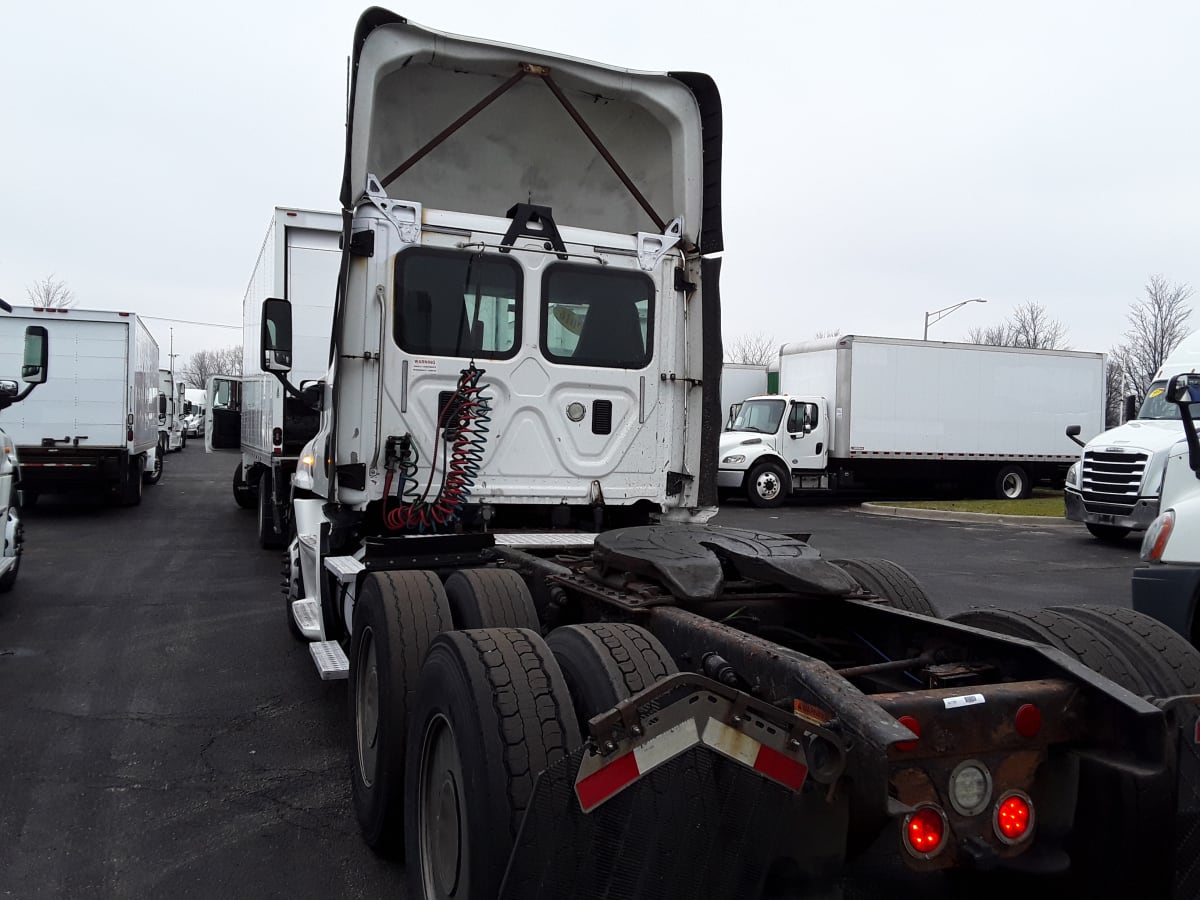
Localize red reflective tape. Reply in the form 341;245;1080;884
753;743;808;789
1194;717;1200;745
576;752;639;811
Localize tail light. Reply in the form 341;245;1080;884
272;427;283;446
1015;703;1042;738
895;715;921;752
994;791;1034;843
902;805;948;858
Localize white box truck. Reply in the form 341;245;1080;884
1064;331;1200;541
719;334;1105;506
0;307;163;506
208;207;339;548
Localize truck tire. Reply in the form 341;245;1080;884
114;457;143;507
947;607;1152;694
994;464;1032;500
404;628;580;899
257;471;283;550
232;464;254;510
1049;604;1200;695
444;568;538;630
178;432;186;451
747;460;788;508
1085;523;1131;542
547;622;677;738
350;570;452;855
143;448;164;485
830;558;938;617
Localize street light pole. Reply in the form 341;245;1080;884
923;297;987;341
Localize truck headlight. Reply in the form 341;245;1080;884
1141;510;1175;562
1066;461;1080;488
722;454;746;465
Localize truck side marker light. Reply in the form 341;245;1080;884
575;716;808;812
895;715;921;752
1015;704;1042;738
994;792;1033;843
903;805;947;858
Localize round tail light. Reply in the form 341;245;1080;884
994;791;1034;843
903;805;948;858
895;715;921;752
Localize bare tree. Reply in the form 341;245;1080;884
726;332;776;366
1104;357;1128;427
1109;275;1194;406
966;302;1069;349
184;346;243;388
26;275;75;309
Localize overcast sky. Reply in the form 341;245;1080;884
3;0;1198;370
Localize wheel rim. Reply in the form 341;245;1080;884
419;713;468;899
1001;472;1022;498
355;627;380;786
755;470;781;501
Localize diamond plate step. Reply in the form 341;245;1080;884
291;598;323;640
324;555;365;584
310;640;349;680
493;533;596;548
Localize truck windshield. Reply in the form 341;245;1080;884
1138;381;1200;420
541;264;653;368
394;248;521;359
731;399;785;434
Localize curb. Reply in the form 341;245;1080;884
859;502;1073;528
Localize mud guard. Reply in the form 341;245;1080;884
498;745;847;900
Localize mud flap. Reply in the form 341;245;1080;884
1171;703;1200;898
499;745;837;900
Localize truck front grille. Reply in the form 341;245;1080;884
1080;450;1149;515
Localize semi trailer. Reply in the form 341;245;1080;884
261;11;1200;899
0;307;162;506
720;335;1106;506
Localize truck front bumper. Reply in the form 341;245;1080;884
717;469;745;490
1132;564;1200;643
1064;488;1160;532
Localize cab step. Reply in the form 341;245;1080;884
291;598;323;640
309;640;349;680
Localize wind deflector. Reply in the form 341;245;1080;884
340;11;721;250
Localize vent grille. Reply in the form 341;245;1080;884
592;400;613;435
1080;449;1149;515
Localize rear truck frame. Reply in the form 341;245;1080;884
259;11;1200;899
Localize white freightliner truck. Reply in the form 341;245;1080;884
258;11;1200;899
0;308;162;506
0;300;49;593
1065;331;1200;541
206;207;339;548
720;336;1105;507
182;388;206;437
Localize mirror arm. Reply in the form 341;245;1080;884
1067;432;1085;448
12;383;39;404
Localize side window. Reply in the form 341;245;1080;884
542;265;653;368
787;403;803;433
394;249;521;359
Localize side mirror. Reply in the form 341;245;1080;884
1168;374;1200;405
1065;424;1084;448
0;381;19;398
158;393;168;418
261;297;293;373
21;326;48;385
300;380;325;411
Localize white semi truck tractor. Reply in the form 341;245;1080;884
256;11;1200;900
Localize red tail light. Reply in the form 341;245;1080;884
995;792;1033;843
903;805;947;858
895;715;921;752
1015;703;1041;738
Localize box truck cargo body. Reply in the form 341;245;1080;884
0;308;162;505
719;363;769;428
158;368;186;452
718;335;1105;506
209;207;339;547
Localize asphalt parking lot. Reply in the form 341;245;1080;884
0;449;1147;898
